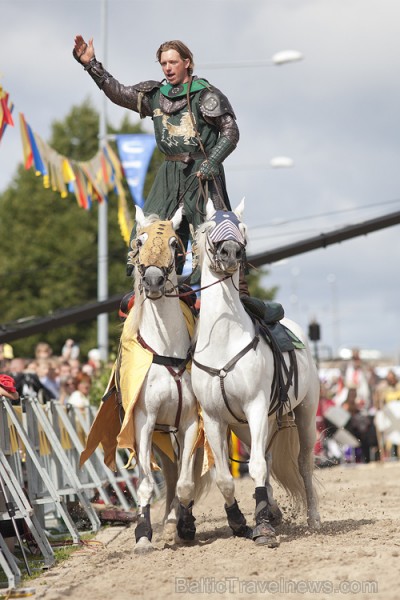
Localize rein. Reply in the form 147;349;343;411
136;330;191;431
192;322;261;424
164;272;233;299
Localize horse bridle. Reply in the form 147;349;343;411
128;223;191;436
130;223;186;297
202;211;247;275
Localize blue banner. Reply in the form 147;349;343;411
116;134;156;207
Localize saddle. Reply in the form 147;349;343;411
240;296;305;419
240;296;305;352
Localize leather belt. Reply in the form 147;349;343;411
164;152;204;164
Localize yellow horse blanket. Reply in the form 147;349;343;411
80;301;212;473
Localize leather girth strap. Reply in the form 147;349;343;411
136;330;191;430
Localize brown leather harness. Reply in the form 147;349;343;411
192;323;260;424
136;330;192;433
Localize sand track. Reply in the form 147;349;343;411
32;461;400;600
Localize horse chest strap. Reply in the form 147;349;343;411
136;330;187;428
192;333;260;425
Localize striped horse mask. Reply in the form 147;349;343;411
206;210;247;273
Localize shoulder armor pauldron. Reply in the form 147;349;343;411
132;80;162;93
199;87;236;119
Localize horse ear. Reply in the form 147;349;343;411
171;206;183;231
234;197;245;220
205;198;216;220
135;205;145;228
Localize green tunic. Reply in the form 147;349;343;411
143;84;229;241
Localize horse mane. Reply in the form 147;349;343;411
123;276;142;338
194;219;215;266
123;212;164;338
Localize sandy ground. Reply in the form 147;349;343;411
31;461;400;600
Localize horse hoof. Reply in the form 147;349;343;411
252;522;279;548
232;525;253;539
162;521;177;543
176;528;196;542
134;537;154;554
308;517;322;531
254;534;280;548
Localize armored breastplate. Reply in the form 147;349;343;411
159;94;188;115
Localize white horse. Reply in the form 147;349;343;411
191;200;321;547
128;206;213;552
85;206;209;553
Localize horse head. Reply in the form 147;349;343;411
199;199;247;275
130;206;184;299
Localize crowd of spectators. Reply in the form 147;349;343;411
2;341;400;468
0;340;103;408
317;349;400;465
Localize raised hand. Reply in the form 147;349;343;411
73;35;95;64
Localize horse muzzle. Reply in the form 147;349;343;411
214;240;244;274
141;266;168;298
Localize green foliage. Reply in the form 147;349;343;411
0;100;144;359
247;268;277;301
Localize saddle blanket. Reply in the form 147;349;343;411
80;301;213;473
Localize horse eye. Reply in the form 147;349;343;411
171;238;178;249
136;239;143;248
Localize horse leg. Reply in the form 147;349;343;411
156;446;179;542
203;415;252;538
134;418;157;554
265;450;283;527
247;407;279;547
294;398;321;530
175;417;198;542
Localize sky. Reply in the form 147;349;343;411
1;0;400;361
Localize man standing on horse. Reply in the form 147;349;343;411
72;36;239;279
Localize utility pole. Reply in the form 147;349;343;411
97;0;108;362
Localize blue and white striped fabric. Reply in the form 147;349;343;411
208;211;246;246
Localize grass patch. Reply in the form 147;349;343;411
0;532;97;591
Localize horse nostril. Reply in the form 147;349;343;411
157;276;164;287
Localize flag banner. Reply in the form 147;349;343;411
19;113;33;169
15;110;134;242
116;134;156;207
0;87;14;143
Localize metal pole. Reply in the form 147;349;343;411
97;0;108;362
0;474;31;576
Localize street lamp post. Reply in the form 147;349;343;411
197;50;303;70
225;156;294;171
97;0;109;362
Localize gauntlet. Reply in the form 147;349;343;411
199;137;236;180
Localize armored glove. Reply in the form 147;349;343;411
199;137;236;180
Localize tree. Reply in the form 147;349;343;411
0;100;148;359
247;268;277;300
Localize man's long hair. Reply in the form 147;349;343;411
156;40;194;75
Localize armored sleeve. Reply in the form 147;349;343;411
197;86;239;180
199;87;239;146
82;57;159;118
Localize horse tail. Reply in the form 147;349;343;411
193;447;214;504
269;416;308;510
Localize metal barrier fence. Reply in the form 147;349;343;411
0;395;154;590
